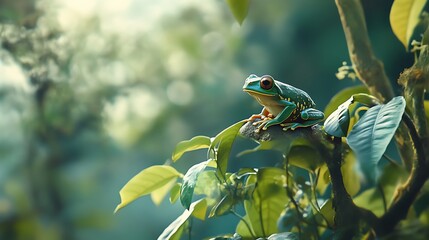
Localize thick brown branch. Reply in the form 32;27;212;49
335;0;393;101
379;114;428;235
380;46;429;234
239;123;380;239
325;137;379;239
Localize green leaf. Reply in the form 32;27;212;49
353;162;408;217
287;145;324;171
347;96;406;183
267;232;298;240
180;160;210;209
324;85;369;117
115;165;181;213
151;179;177;206
169;183;181;204
211;120;246;177
390;0;427;49
341;152;360;196
319;199;335;227
353;188;385;216
172;136;211;162
239;137;324;171
209;194;235;217
324;93;380;137
192;198;208;220
236;214;254;238
194;170;220;203
158;199;205;240
244;168;289;237
226;0;250;25
315;165;330;194
425;100;429;123
277;209;299;232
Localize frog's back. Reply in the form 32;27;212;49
277;82;316;109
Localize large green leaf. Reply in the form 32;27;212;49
238;137;324;171
319;199;335;227
277;208;299;232
208;194;235;217
244;168;288;237
346;96;406;183
192;198;208;220
287;145;325;171
236;214;254;238
169;183;181;204
151;179;177;206
324;85;369;117
211;120;246;177
226;0;250;25
354;162;408;217
115;165;181;213
341;152;360;197
158;199;206;240
180;160;211;209
172;136;211;162
353;188;385;217
390;0;427;49
194;170;220;205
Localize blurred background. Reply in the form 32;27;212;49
0;0;413;239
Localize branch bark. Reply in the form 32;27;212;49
239;123;380;239
335;0;415;171
335;0;429;236
379;44;429;234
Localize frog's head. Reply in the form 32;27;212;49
243;74;280;96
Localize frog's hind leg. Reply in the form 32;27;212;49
282;119;323;131
301;108;325;121
281;108;324;131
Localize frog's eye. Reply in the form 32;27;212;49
260;75;274;90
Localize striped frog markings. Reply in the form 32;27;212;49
243;74;324;132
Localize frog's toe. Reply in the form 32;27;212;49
248;115;263;122
290;123;300;130
281;124;293;131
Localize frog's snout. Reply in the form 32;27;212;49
243;80;250;90
243;74;258;89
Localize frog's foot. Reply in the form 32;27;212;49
282;120;322;131
247;114;265;122
252;117;273;133
281;122;299;131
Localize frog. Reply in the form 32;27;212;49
243;74;325;132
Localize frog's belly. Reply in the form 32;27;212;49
265;105;285;117
266;105;301;122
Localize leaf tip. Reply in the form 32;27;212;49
113;204;122;214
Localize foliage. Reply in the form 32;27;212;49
115;0;429;239
225;0;250;25
390;0;427;49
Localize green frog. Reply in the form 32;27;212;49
243;74;325;132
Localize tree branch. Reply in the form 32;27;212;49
335;0;415;171
379;44;429;235
239;123;380;239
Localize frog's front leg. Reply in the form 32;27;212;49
247;108;271;122
282;108;324;131
258;101;296;131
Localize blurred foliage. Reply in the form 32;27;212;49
0;0;427;239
